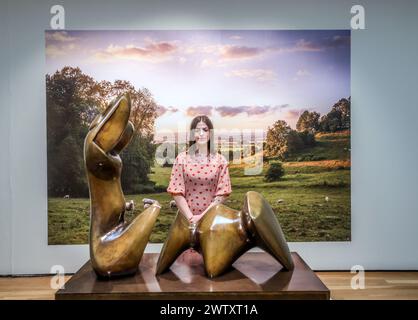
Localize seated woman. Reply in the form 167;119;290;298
158;115;293;277
166;115;231;263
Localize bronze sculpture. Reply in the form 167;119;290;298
156;191;294;278
84;93;160;278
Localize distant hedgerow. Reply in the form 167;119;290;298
265;162;285;182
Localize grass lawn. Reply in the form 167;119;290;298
48;132;351;244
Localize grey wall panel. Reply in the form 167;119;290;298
1;0;417;274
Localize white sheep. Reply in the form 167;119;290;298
170;200;177;209
125;200;134;211
142;198;156;205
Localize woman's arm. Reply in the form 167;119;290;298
173;194;194;221
210;195;228;207
166;152;195;222
195;195;229;220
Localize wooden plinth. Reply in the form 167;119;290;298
55;252;330;300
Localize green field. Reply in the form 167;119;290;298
48;132;351;244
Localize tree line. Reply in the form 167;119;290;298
47;67;158;197
265;97;350;160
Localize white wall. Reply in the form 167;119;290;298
1;0;417;275
0;1;13;275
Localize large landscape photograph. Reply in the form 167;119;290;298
46;30;351;244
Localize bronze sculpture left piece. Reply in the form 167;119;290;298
84;93;160;278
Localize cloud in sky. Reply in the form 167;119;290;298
283;109;301;122
186;106;213;117
185;44;219;55
329;35;351;48
45;31;79;58
293;69;312;81
296;35;351;51
157;105;179;117
272;35;350;54
181;104;291;118
186;35;349;62
292;39;324;52
196;35;350;69
45;31;350;65
225;68;277;82
219;45;264;60
199;35;350;67
46;43;77;58
46;31;77;42
46;44;64;57
195;44;265;68
214;105;288;117
200;58;226;68
45;30;350;131
94;39;178;63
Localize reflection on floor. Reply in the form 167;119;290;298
0;272;418;300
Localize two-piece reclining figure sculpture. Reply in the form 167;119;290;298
84;93;294;279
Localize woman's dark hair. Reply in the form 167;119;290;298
187;115;216;155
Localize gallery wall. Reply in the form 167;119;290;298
0;0;417;275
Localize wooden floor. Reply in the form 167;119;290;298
316;271;418;300
1;272;417;300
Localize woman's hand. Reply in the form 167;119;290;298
188;197;228;224
173;195;195;222
189;213;204;224
211;195;228;206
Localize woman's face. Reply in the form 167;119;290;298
194;121;210;145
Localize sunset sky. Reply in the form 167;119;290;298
45;30;350;140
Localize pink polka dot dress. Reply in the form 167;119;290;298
167;151;232;215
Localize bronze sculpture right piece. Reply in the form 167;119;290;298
156;191;294;278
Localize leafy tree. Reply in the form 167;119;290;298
100;80;158;138
47;67;100;197
296;110;320;133
265;120;291;160
265;120;316;160
121;134;156;194
47;66;158;197
286;130;304;155
54;135;88;196
319;97;351;132
265;162;285;182
298;130;316;147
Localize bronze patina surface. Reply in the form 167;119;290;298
56;252;330;300
84;94;160;278
156;191;293;278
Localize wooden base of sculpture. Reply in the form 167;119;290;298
55;252;329;300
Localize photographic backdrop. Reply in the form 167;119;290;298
46;30;351;244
